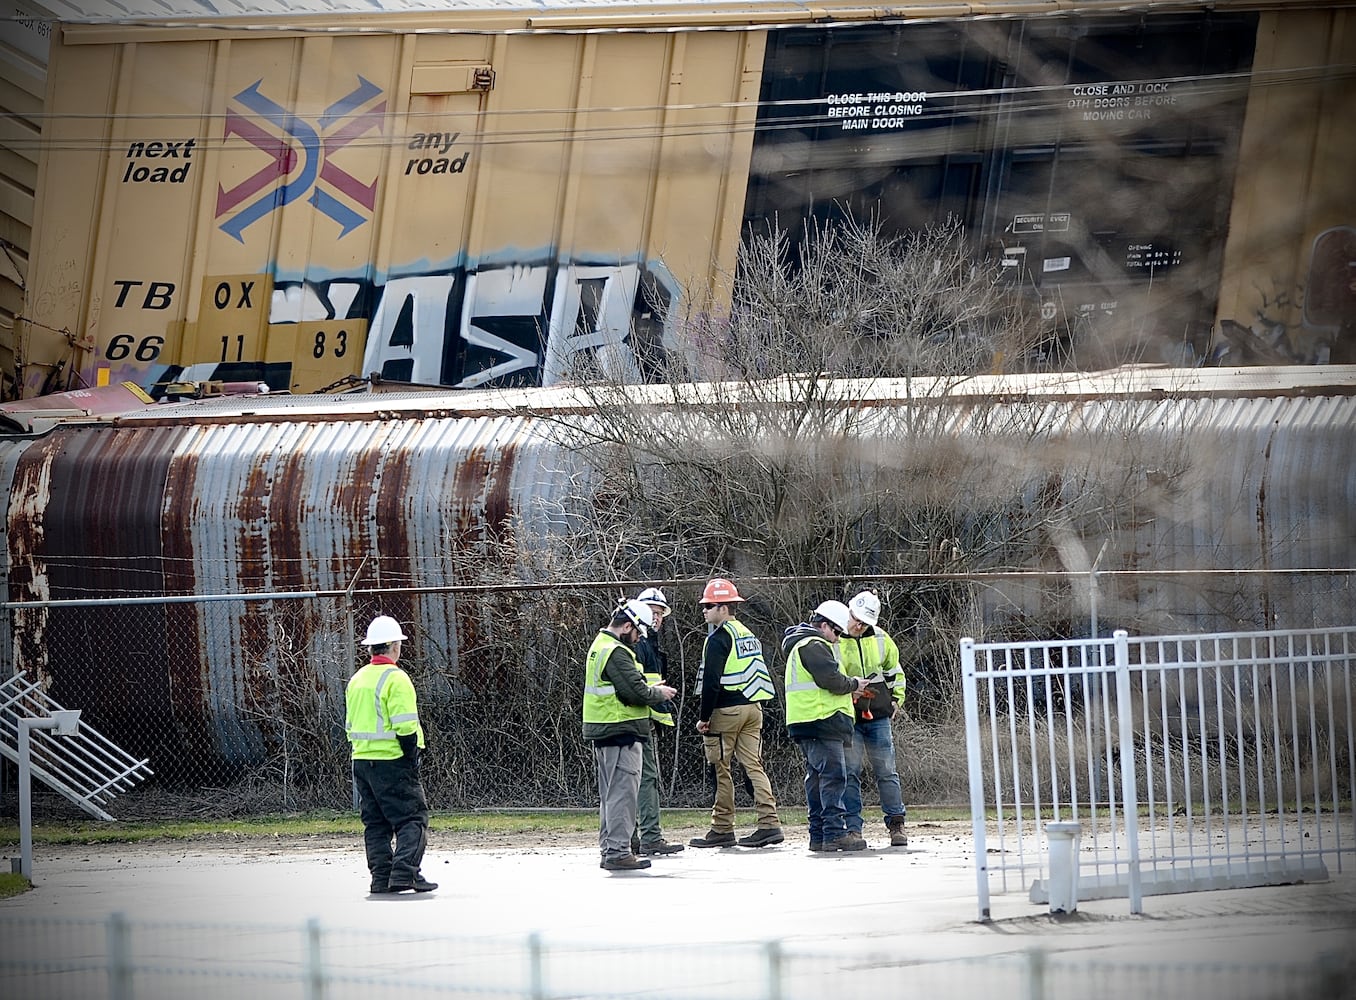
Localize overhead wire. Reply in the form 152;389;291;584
1;62;1348;156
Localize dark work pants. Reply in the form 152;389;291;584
353;758;429;886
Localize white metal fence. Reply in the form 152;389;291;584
962;626;1356;919
0;671;153;820
0;913;1351;1000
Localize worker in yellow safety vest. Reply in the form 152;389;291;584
781;600;871;853
838;589;909;847
631;587;684;856
584;599;678;872
345;615;436;895
690;578;784;849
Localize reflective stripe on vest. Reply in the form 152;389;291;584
784;635;854;725
840;630;905;705
347;667;402;741
715;619;775;702
644;668;674;726
840;633;888;677
583;631;650;725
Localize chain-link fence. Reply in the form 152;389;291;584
1;912;1353;1000
7;585;836;814
2;570;1351;816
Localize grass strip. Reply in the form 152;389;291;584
0;806;972;846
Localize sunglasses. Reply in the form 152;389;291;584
700;603;722;611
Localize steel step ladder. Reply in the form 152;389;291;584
0;672;153;821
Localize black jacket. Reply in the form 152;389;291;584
635;623;676;717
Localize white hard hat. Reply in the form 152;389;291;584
812;600;853;634
636;587;670;612
362;615;408;645
619;599;655;635
848;590;881;626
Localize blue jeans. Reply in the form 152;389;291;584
796;736;850;843
844;717;906;833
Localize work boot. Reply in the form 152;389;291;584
824;832;868;852
737;827;785;848
888;820;908;847
808;840;824;852
388;875;438;893
369;882;397;894
639;838;685;855
688;829;737;848
600;853;652;871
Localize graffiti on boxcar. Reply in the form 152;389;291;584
268;259;676;389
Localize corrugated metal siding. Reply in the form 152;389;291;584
0;410;564;762
1;387;1352;766
94;365;1356;423
31;0;840;25
1196;393;1356;625
4;424;196;760
0;3;49;394
0;433;38;679
34;1;555;19
33;0;1356;21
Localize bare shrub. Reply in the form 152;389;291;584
91;221;1201;818
479;219;1194;812
899;719;973;804
236;599;354;811
684;215;1043;382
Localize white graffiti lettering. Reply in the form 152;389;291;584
270;259;677;389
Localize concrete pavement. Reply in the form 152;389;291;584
2;823;1354;998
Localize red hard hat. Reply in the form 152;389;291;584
701;578;744;603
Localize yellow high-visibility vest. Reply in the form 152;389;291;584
583;631;649;726
345;660;424;760
708;618;775;702
784;635;853;725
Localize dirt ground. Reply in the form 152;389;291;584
68;816;963;854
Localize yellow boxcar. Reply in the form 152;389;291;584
9;1;1356;397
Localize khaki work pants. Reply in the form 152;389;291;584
702;703;780;832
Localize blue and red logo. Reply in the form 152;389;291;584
216;77;385;242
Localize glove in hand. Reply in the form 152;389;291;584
397;732;420;768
